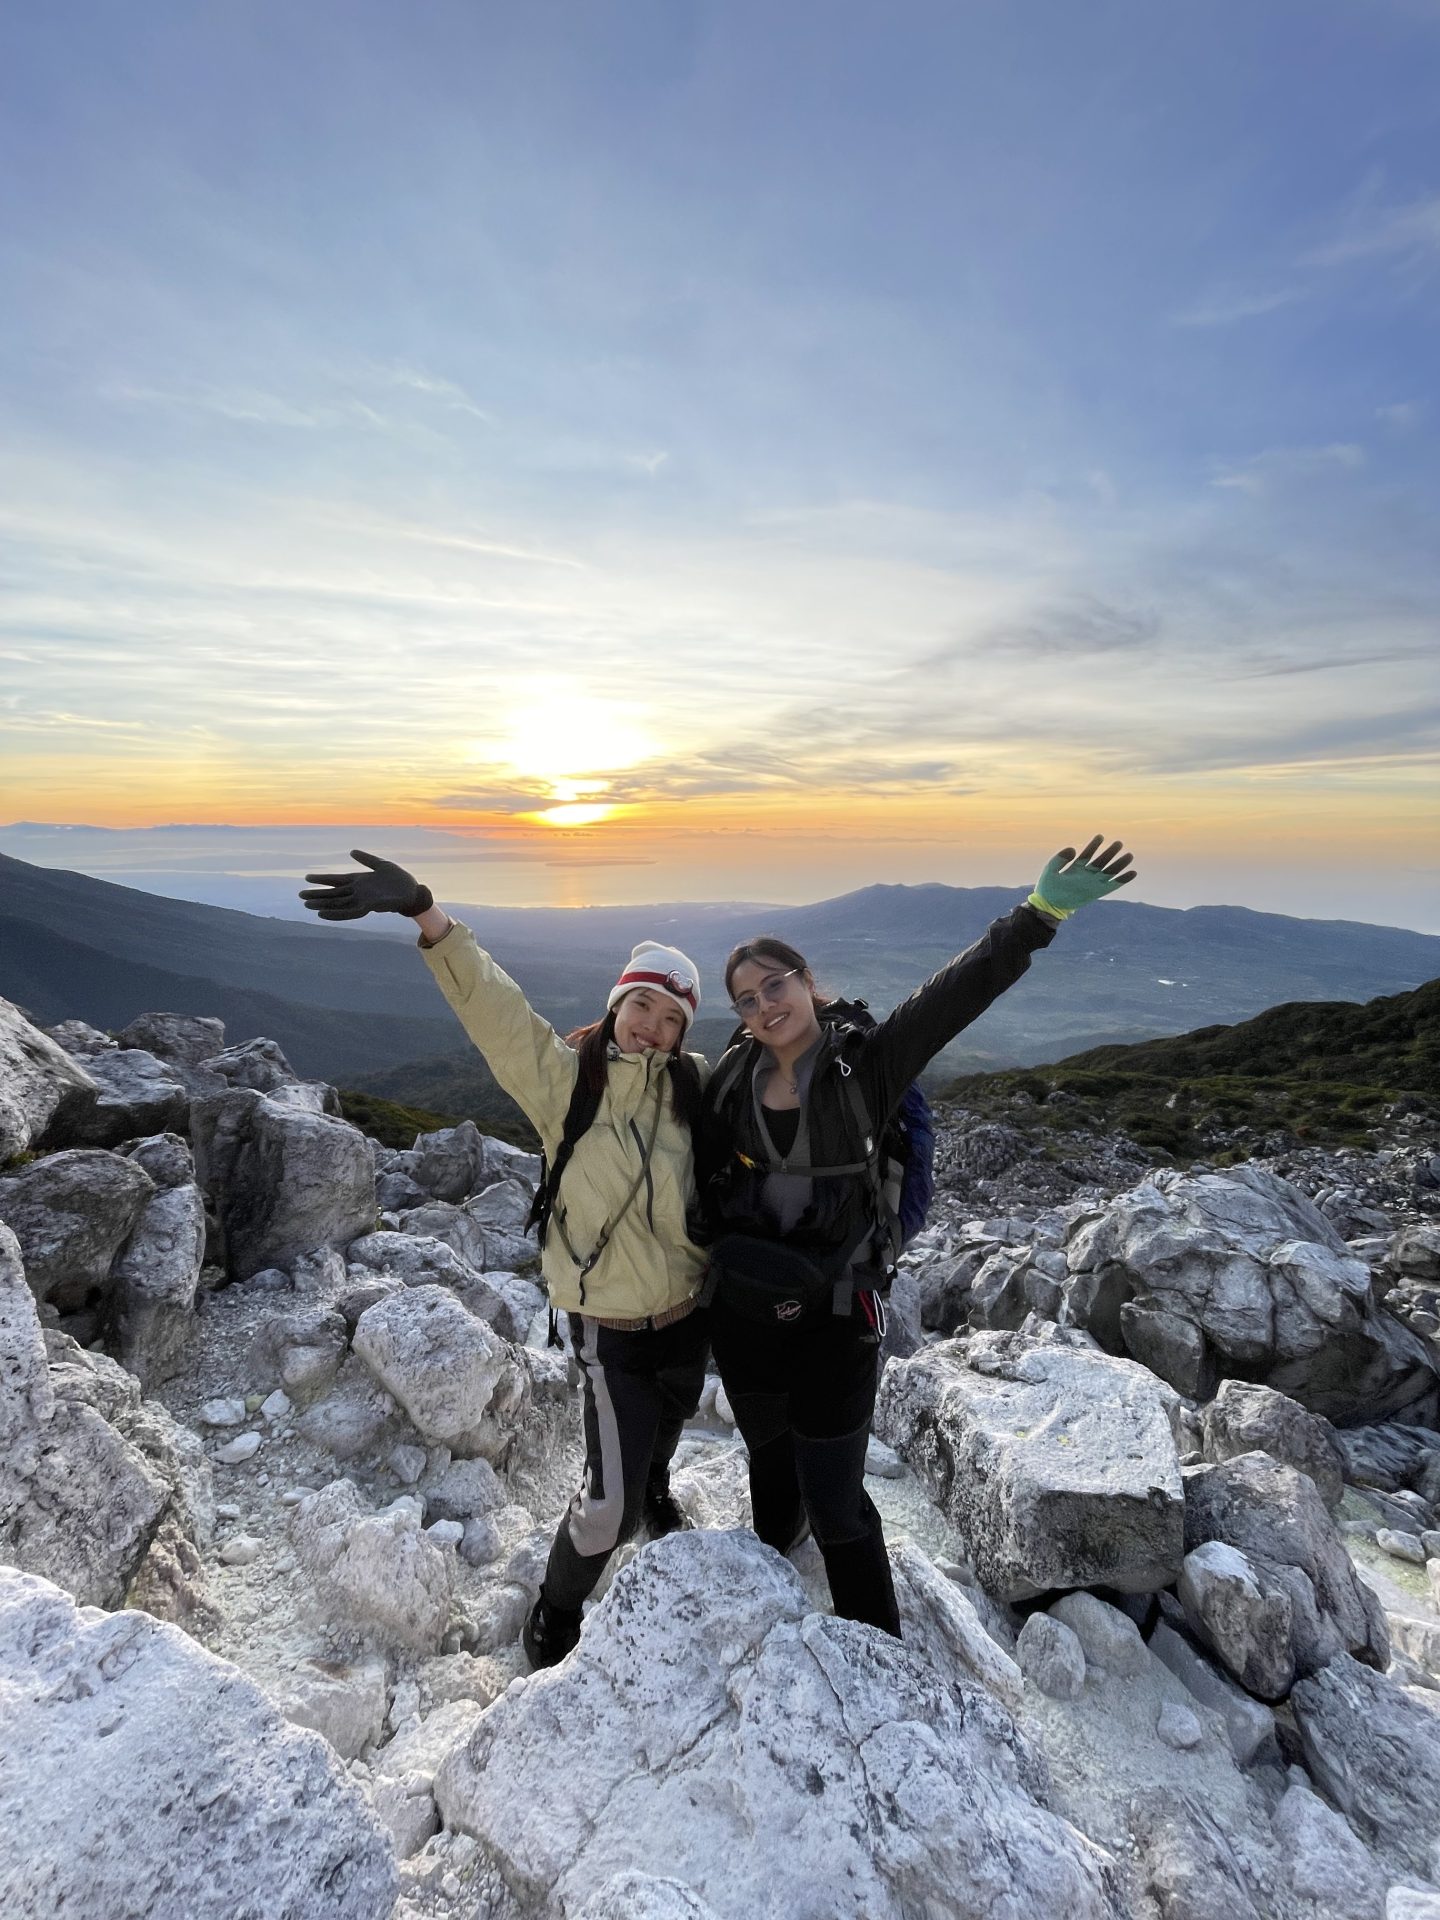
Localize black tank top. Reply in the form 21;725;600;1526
761;1105;800;1157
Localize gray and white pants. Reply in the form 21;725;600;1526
540;1306;709;1613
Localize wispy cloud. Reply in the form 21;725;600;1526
1171;287;1304;329
1376;400;1423;431
1301;190;1440;270
1210;443;1366;495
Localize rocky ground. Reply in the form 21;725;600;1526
4;992;1440;1920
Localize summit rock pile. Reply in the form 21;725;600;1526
3;984;1440;1920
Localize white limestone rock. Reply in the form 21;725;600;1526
0;1568;397;1920
571;1876;725;1920
669;1437;753;1532
291;1479;454;1652
0;1222;53;1501
1271;1779;1388;1920
405;1121;488;1202
114;1011;227;1072
1183;1451;1390;1685
0;995;99;1158
1064;1165;1438;1422
1148;1620;1278;1766
1201;1379;1347;1512
191;1086;376;1279
1291;1653;1440;1879
107;1181;206;1389
0;1148;155;1309
875;1330;1184;1600
889;1536;1025;1710
1155;1702;1203;1750
54;1046;191;1149
3;1271;211;1620
1049;1591;1148;1678
1016;1612;1087;1701
372;1772;439;1859
275;1656;388;1760
1178;1540;1296;1700
434;1529;1129;1920
352;1285;510;1448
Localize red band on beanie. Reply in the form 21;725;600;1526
614;967;697;1013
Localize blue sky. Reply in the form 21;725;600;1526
1;0;1437;926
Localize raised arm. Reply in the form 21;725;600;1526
299;849;579;1144
857;836;1136;1122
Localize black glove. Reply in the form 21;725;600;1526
300;849;434;921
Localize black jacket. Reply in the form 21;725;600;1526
696;903;1057;1272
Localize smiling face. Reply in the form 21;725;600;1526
728;956;822;1053
612;986;687;1056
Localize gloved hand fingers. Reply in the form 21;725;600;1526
1069;834;1105;869
1085;840;1126;873
1098;849;1134;878
303;871;362;886
299;884;356;902
351;848;390;870
316;905;373;921
1108;870;1137;887
1048;847;1076;871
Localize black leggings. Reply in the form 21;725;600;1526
541;1307;709;1613
709;1301;900;1638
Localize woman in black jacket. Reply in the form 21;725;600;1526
697;838;1135;1637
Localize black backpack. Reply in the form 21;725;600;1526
526;1073;603;1252
706;998;936;1271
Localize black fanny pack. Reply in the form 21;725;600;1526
703;1233;847;1326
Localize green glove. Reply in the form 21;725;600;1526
1028;837;1136;920
300;849;433;921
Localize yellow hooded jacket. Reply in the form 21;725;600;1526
418;920;707;1319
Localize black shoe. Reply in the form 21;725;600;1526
522;1594;582;1669
642;1482;690;1538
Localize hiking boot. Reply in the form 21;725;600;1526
522;1594;582;1669
642;1481;690;1539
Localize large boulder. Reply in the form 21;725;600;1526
1064;1165;1438;1422
191;1087;375;1278
1290;1653;1440;1879
1200;1380;1346;1511
114;1010;226;1070
291;1480;453;1652
2;1270;213;1624
1180;1451;1388;1694
0;1568;397;1920
404;1120;488;1202
875;1329;1185;1601
351;1285;512;1449
45;1047;191;1149
394;1200;536;1278
346;1228;511;1327
106;1182;207;1388
434;1529;1129;1919
0;1223;52;1502
0;996;99;1160
0;1148;155;1310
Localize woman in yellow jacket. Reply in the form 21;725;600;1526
301;850;710;1667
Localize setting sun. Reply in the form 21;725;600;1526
530;802;618;828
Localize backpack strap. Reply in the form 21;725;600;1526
550;1080;665;1304
835;1060;902;1274
526;1069;605;1248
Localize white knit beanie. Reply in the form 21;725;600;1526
607;941;701;1031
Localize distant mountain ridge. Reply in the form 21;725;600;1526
3;851;1438;1094
943;978;1440;1162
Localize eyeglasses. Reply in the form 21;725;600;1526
731;968;801;1019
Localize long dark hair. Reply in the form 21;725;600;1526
565;1006;704;1133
